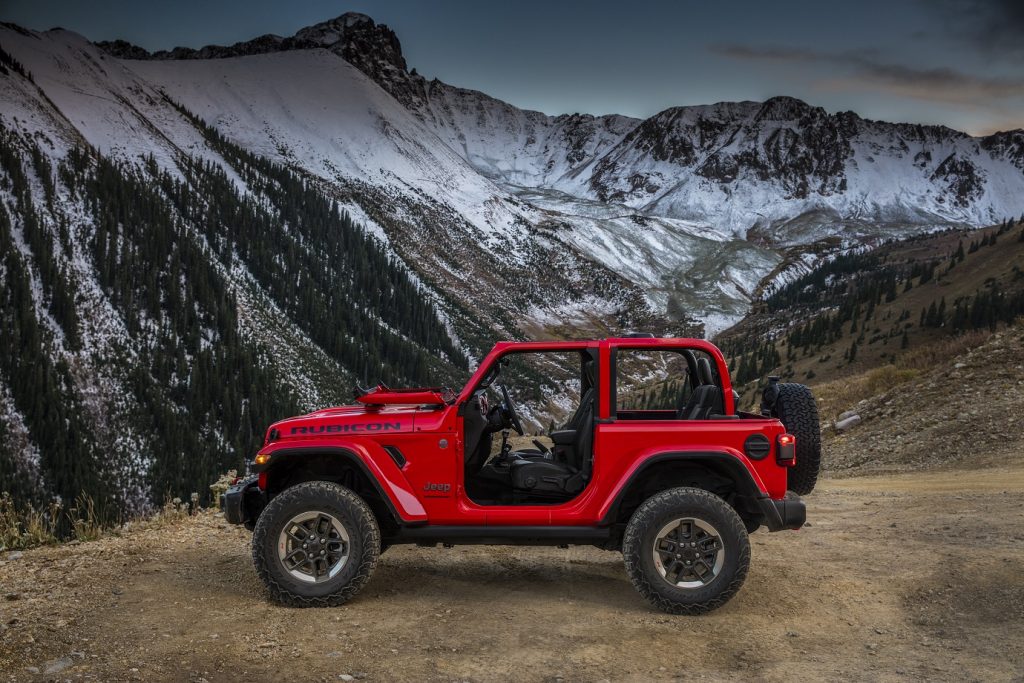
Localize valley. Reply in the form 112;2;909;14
1;11;1023;513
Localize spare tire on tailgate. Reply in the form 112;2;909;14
764;382;821;495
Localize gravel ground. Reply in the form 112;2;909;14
1;466;1022;682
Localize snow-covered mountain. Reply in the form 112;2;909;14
92;13;1024;323
1;12;1023;511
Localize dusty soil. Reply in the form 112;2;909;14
2;467;1023;682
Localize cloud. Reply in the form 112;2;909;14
833;63;1024;102
929;0;1024;61
712;43;1024;131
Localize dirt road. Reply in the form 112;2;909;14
2;467;1023;682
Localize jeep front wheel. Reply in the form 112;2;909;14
252;481;380;607
622;487;750;614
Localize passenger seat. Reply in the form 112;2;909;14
677;358;724;419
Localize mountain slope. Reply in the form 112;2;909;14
581;98;1024;237
0;108;470;513
198;14;1024;238
2;21;683;338
818;320;1024;477
85;13;1024;330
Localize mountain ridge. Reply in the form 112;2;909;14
89;13;1024;232
67;14;1024;316
93;13;1023;136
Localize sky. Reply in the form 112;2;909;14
2;0;1022;135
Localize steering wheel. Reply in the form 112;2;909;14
498;384;525;436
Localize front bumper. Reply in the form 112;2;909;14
757;495;806;531
221;476;261;526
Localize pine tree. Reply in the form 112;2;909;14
0;114;476;518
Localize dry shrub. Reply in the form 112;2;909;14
68;494;105;542
1;492;114;550
1;484;218;550
864;366;920;394
815;366;920;422
896;329;992;371
161;495;192;522
0;494;21;549
209;470;238;510
0;493;60;550
815;329;995;422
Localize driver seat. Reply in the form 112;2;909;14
509;378;595;496
516;360;595;462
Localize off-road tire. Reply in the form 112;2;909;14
773;383;822;495
252;481;380;607
623;487;750;614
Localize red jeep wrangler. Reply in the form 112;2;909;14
223;336;820;614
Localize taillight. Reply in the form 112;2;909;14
777;433;796;466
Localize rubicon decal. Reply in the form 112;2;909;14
290;422;402;435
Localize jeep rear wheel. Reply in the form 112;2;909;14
773;383;822;495
622;487;750;614
252;481;380;607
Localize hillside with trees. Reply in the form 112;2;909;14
716;218;1024;409
0;118;468;519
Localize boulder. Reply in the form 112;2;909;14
834;414;862;432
